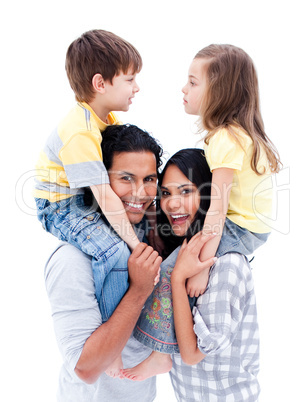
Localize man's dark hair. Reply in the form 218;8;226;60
101;124;163;171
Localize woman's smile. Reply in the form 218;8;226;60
160;164;201;237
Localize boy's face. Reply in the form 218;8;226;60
103;68;140;113
182;58;209;116
108;151;158;224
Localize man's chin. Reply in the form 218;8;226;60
127;212;145;225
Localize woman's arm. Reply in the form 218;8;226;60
171;235;216;365
186;167;234;297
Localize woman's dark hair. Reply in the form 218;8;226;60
101;124;163;171
157;148;212;256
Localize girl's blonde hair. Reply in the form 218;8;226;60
195;44;281;174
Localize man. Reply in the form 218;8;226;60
44;124;163;401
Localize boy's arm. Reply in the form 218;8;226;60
91;183;139;251
186;168;234;297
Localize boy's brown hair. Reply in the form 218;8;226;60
65;29;142;103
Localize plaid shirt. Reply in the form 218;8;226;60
170;253;260;402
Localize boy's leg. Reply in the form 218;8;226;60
36;195;128;322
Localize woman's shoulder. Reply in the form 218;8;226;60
210;253;253;290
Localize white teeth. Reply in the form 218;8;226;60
125;202;144;209
172;214;188;219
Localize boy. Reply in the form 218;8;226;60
35;30;148;318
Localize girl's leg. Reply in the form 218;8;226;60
216;218;270;257
106;355;124;378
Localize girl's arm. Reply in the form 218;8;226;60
171;235;216;365
186;167;234;297
91;183;140;251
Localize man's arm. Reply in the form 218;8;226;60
75;243;161;383
91;183;140;251
45;242;161;385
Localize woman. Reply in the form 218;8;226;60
123;149;260;401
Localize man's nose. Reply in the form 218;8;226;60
131;181;146;197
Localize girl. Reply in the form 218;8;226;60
182;44;281;296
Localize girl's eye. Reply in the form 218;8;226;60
190;81;196;86
161;190;170;197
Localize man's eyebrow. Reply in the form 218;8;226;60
117;171;135;176
114;171;158;178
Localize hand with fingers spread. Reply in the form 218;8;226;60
171;233;217;285
128;243;162;296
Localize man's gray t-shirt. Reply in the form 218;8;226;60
45;242;156;402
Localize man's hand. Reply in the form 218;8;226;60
128;243;162;297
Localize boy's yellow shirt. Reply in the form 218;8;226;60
34;102;120;202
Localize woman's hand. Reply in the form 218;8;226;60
171;233;217;284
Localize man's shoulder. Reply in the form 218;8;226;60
44;242;92;279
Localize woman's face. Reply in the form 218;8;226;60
160;164;200;237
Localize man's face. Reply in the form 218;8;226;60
108;151;158;224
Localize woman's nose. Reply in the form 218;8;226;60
167;196;181;210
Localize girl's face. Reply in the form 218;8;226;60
160;164;200;237
182;57;209;116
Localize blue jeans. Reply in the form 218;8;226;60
216;218;270;257
35;195;131;322
133;219;270;354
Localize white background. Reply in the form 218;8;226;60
2;0;303;400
